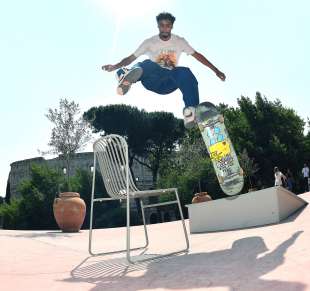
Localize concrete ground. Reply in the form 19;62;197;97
1;193;310;291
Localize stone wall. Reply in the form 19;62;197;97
8;152;177;224
8;152;154;199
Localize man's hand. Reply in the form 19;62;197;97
101;55;137;72
216;70;226;81
192;52;226;81
102;64;116;72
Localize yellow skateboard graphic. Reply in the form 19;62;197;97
196;102;244;195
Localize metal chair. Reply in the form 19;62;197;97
88;134;189;263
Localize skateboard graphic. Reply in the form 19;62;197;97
195;102;244;195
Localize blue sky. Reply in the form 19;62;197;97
0;0;309;197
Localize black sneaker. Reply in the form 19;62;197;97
183;106;196;129
116;66;143;95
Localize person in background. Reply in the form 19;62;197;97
274;167;287;187
301;163;309;192
286;168;294;192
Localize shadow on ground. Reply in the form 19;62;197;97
64;231;305;291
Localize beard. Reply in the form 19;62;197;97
159;32;171;40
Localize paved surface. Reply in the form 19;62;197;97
1;193;310;291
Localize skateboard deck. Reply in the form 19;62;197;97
195;102;244;195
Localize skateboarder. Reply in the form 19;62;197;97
102;12;226;129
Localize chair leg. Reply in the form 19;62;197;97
175;189;190;250
126;190;189;264
88;198;148;256
90;191;189;263
140;199;149;248
126;197;135;264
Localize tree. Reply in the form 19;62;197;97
83;104;148;169
158;128;225;208
5;178;11;204
237;92;305;186
159;92;308;198
1;164;62;229
135;111;184;186
43;98;92;191
84;104;185;187
239;148;259;189
217;93;306;189
69;169;142;228
1;164;139;230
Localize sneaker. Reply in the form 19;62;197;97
183;106;196;129
116;66;143;95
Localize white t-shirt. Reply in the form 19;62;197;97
274;171;285;186
133;34;195;69
302;166;309;178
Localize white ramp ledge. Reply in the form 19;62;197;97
186;186;308;233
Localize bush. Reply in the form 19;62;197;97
2;164;62;229
1;199;23;229
158;129;226;216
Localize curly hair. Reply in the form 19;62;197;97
156;12;176;24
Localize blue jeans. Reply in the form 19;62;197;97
136;60;199;108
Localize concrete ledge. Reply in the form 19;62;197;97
186;186;308;233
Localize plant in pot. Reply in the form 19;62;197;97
43;98;92;232
239;148;260;192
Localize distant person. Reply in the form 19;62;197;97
301;163;309;192
274;167;287;187
285;168;294;192
102;12;226;129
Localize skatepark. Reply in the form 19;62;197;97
1;189;309;291
1;2;310;291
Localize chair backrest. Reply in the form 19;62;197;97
93;134;138;198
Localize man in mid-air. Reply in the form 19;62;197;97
103;12;226;128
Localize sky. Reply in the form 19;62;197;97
0;0;309;197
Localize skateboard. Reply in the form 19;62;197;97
195;102;244;195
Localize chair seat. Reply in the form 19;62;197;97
129;188;177;198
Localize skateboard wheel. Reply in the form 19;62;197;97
239;168;244;176
218;115;224;123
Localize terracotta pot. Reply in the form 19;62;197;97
53;192;86;232
192;192;212;204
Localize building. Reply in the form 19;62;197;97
7;152;176;224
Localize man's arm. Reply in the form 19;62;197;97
102;54;137;72
192;51;226;81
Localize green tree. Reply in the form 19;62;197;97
158;128;224;208
43;98;92;191
84;104;185;187
237;92;305;187
239;148;259;189
0;199;22;229
5;179;11;204
217;93;306;190
83;104;149;169
1;164;139;230
160;92;308;198
2;164;62;229
135;111;184;186
69;169;141;228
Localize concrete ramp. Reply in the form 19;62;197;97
186;186;308;233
